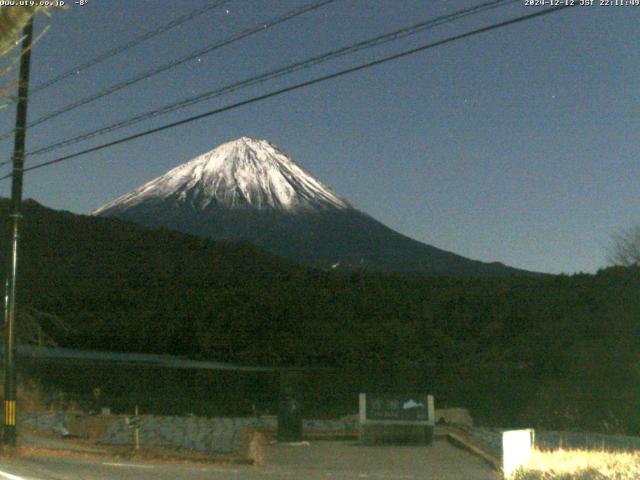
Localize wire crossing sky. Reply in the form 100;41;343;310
0;0;335;142
3;4;572;178
0;0;637;275
23;0;519;160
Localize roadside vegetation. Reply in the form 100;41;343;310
512;448;640;480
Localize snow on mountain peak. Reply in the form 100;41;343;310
93;137;349;215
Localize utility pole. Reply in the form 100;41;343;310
3;16;34;447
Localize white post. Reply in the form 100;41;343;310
359;393;367;424
134;405;140;450
427;395;435;426
502;429;534;478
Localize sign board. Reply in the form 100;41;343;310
366;394;430;422
359;393;435;445
125;415;141;429
360;393;434;425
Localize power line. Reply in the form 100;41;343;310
30;0;235;94
0;5;576;182
25;0;519;159
0;0;336;143
8;4;574;177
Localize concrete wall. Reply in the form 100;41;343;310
103;416;255;453
20;413;358;453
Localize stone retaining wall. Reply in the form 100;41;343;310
21;413;70;436
103;416;254;452
20;413;358;453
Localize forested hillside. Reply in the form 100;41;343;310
1;199;639;433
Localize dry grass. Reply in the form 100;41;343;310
0;5;62;111
0;6;39;57
0;378;54;414
1;376;91;415
512;448;640;479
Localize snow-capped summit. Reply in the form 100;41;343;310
94;137;535;277
93;137;348;215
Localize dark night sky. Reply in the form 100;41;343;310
0;0;637;274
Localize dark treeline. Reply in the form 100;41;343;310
2;200;639;433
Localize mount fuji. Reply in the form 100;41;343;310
94;137;531;276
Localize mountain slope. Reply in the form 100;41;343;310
95;137;535;276
1;199;638;433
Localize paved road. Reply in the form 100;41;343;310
0;439;499;479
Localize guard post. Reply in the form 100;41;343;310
277;369;303;442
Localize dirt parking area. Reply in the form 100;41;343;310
263;438;500;480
